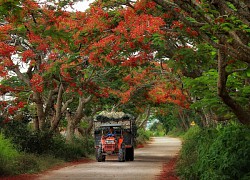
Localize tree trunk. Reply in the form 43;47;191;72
217;49;250;125
178;111;188;130
33;92;46;131
50;84;63;132
86;118;94;135
33;115;39;131
196;109;207;127
66;110;75;143
65;95;92;143
138;105;151;130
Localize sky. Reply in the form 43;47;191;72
66;0;95;12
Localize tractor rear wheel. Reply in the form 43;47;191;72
125;148;130;161
102;155;106;162
130;147;134;161
125;147;134;161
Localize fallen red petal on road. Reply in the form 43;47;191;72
157;155;180;180
136;144;144;148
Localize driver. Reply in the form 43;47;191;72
106;127;116;137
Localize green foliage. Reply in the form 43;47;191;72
171;43;216;76
3;153;64;176
0;133;63;176
136;128;153;145
167;127;186;137
14;153;41;174
151;33;166;56
3;120;53;154
2;119;94;161
0;0;22;21
177;123;250;180
183;69;235;119
149;121;165;137
50;135;94;161
0;133;19;175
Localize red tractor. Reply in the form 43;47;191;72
94;112;136;162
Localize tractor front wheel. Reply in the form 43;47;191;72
96;147;103;162
118;148;125;162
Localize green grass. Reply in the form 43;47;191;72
0;133;20;175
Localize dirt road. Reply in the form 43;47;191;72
37;137;181;180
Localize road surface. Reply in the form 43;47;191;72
37;137;181;180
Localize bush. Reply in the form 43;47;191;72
177;123;250;180
14;153;40;174
0;133;94;176
167;127;186;137
1;152;64;176
0;133;19;176
2;120;94;161
50;135;94;161
136;128;153;145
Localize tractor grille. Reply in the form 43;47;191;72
104;144;115;151
105;140;115;144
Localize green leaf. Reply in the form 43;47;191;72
246;69;250;78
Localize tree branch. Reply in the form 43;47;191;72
217;48;250;125
13;67;30;85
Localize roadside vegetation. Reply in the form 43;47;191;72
136;128;153;146
0;133;94;176
176;123;250;180
0;118;94;176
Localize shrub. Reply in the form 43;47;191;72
177;123;250;180
199;123;250;180
0;133;19;176
14;153;64;174
167;127;186;137
3;120;94;161
176;126;202;180
14;153;40;174
136;128;153;145
48;135;94;161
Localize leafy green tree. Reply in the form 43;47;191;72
152;0;250;124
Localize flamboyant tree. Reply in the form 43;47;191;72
0;0;107;131
90;0;250;126
2;0;218;141
151;0;250;124
0;0;188;137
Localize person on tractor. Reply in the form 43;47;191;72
106;127;116;137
